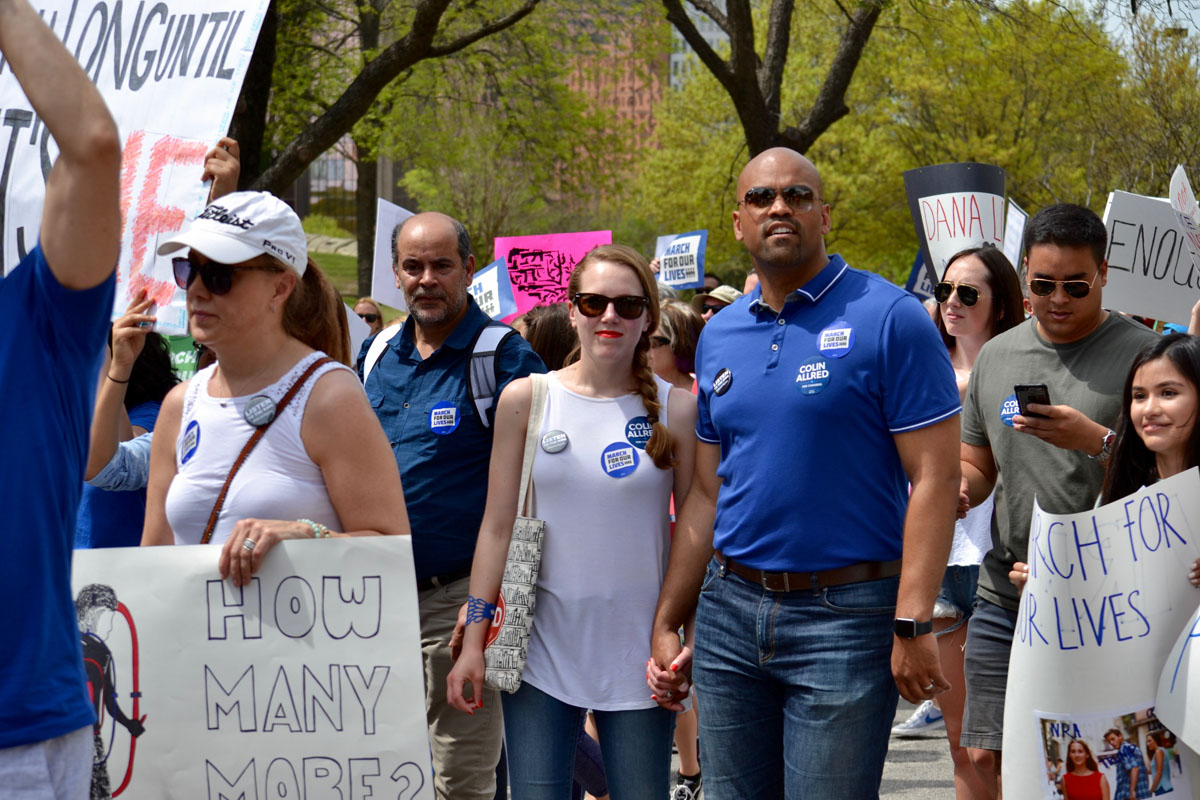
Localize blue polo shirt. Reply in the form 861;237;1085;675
696;255;960;572
360;298;545;581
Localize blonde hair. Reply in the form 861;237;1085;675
282;257;351;365
567;244;675;470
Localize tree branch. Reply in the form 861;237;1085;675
759;0;795;113
662;0;735;89
686;0;731;34
427;0;541;58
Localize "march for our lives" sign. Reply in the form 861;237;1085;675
653;230;707;290
1002;468;1200;798
468;258;518;320
71;537;434;799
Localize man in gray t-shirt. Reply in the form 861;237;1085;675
958;204;1157;796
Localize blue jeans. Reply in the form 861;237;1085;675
692;556;900;799
501;681;673;800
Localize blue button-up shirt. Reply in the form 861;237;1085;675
87;431;153;492
360;299;545;581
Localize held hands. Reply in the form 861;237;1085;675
203;137;241;203
892;635;951;704
1013;403;1104;454
648;628;692;711
219;518;322;586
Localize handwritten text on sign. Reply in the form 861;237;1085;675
71;537;434;800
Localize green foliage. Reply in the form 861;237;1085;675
639;0;1199;285
302;214;355;239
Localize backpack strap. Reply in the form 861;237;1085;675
468;322;517;429
361;323;402;387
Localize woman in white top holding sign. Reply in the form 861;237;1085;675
142;191;408;581
448;244;697;799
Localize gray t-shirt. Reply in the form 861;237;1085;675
962;312;1157;610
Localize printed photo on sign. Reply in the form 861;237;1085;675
653;230;707;289
1031;706;1191;800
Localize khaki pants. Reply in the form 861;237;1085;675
421;576;504;800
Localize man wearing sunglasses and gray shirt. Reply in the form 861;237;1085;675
957;203;1156;797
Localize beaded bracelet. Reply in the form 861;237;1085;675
298;518;331;538
465;595;498;626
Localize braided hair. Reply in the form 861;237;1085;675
567;244;676;470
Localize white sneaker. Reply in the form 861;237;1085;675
670;774;702;800
890;699;945;737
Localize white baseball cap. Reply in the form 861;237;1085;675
157;191;308;276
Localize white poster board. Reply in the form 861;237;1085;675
370;197;414;312
1103;190;1200;326
0;1;270;333
1003;198;1027;270
1158;604;1200;751
1002;469;1200;798
1170;165;1200;274
916;191;1006;275
344;302;371;359
72;538;434;800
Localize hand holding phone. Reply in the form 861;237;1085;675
1014;384;1051;418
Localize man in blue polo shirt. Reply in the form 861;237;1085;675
0;0;122;793
650;148;962;798
360;211;544;800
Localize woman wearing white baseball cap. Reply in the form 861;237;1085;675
141;191;409;584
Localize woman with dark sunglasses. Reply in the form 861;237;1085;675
448;244;697;799
141;191;409;584
907;244;1024;798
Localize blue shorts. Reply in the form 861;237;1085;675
935;564;979;637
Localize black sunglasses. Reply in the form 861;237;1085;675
1027;273;1098;299
739;185;818;213
701;303;726;314
357;312;380;323
933;281;981;307
651;335;671;348
573;293;649;320
173;257;281;296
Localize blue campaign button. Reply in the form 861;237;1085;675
429;401;461;435
999;393;1020;428
625;416;654;449
794;356;831;395
818;321;855;358
600;442;639;478
181;420;201;465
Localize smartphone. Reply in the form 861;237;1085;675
1014;384;1051;418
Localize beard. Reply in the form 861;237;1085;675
405;287;468;328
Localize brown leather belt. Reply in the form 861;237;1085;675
714;551;902;593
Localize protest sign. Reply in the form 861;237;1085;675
468;257;518;320
903;252;935;302
1103;190;1200;326
903;162;1006;286
370;197;415;312
653;230;707;289
71;537;434;800
1003;198;1027;270
493;230;611;317
344;302;371;360
1158;602;1200;751
0;1;270;333
1170;165;1200;275
1002;468;1200;798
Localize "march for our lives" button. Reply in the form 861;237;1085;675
429;401;461;435
600;442;639;478
818;321;855;358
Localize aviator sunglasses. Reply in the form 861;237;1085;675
173;257;281;296
572;292;649;320
1026;272;1099;299
739;185;818;213
933;281;982;307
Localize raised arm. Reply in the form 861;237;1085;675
86;292;156;480
0;0;121;288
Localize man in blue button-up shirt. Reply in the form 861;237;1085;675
360;212;543;800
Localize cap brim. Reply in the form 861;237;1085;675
157;227;266;265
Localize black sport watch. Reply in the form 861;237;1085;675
894;618;933;639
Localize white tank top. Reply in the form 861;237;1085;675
165;352;349;546
522;372;674;711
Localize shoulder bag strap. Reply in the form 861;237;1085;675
515;373;548;517
199;356;335;545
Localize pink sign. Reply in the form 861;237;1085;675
493;230;612;318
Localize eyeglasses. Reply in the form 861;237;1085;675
738;185;818;214
1026;272;1099;299
934;281;982;307
173;258;281;296
357;312;380;323
650;335;671;348
572;293;649;320
701;303;726;314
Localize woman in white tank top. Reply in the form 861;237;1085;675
141;191;409;585
448;245;698;799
